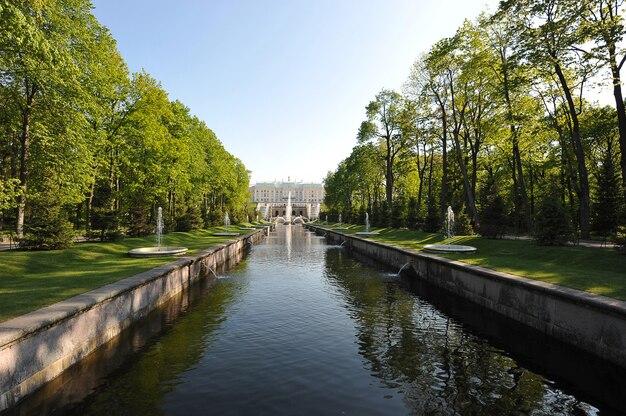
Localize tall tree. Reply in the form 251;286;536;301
501;0;594;238
357;89;410;210
581;0;626;199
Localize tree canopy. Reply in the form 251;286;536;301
324;0;626;243
0;0;251;248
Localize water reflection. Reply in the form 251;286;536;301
323;247;623;415
5;226;625;415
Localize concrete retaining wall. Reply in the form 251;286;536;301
314;226;626;369
0;228;267;411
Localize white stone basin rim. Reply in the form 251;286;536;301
423;244;477;254
127;247;188;257
212;232;240;236
355;231;380;237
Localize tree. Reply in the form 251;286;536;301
581;0;626;200
501;0;594;238
358;89;411;211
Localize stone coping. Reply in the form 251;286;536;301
310;225;626;318
0;235;252;350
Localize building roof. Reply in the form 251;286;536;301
252;181;323;189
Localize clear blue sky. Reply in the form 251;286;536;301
90;0;502;184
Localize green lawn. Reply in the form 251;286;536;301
0;226;260;322
320;223;626;300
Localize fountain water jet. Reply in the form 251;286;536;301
335;213;348;230
285;192;292;225
128;207;188;257
423;206;477;254
213;212;240;236
355;212;379;237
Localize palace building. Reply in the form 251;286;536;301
250;178;324;220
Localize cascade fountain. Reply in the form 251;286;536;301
355;212;379;236
423;206;477;253
128;207;188;257
285;192;292;225
213;212;240;236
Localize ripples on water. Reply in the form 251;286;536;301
5;225;626;415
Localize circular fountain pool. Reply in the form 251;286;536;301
423;244;477;254
128;247;188;257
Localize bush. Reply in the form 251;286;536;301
391;198;407;229
454;209;474;236
534;193;573;246
480;191;508;239
20;204;75;250
176;205;204;232
423;202;440;233
616;225;626;254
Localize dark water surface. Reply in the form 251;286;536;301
6;225;626;415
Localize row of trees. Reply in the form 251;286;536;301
324;0;626;242
0;0;251;248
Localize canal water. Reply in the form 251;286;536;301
6;225;626;415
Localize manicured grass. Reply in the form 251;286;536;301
320;223;626;301
0;226;260;322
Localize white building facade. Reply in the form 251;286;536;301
250;179;324;220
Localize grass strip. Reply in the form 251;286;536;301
0;226;260;322
320;223;626;301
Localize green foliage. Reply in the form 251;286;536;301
20;184;75;250
0;1;250;247
592;146;624;239
0;179;21;214
534;191;573;246
454;209;474;236
479;186;509;239
423;201;441;233
406;196;420;230
176;203;204;232
391;196;408;228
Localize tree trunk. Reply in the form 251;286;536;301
440;113;449;217
452;129;479;224
553;60;591;239
608;43;626;200
16;83;36;238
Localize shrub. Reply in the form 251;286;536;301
423;202;440;233
534;193;573;246
20;203;75;250
480;191;508;239
454;209;474;236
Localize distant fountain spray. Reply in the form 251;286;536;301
224;212;231;231
445;206;455;239
156;207;164;249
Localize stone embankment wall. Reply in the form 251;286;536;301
313;226;626;369
0;228;268;411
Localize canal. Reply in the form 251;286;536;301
5;225;626;415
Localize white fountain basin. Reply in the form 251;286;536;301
423;244;477;254
212;232;240;236
355;231;380;237
128;247;188;257
238;227;256;230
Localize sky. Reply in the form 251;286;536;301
90;0;504;184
